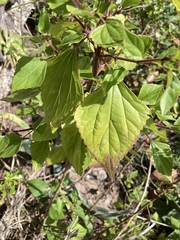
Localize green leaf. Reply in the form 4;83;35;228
31;141;50;170
49;198;65;220
12;57;47;92
61;122;92;175
62;30;84;45
0;133;21;158
173;0;180;12
1;113;29;129
0;0;7;4
89;18;124;47
66;5;94;18
75;82;149;179
0;136;10;153
41;49;82;127
16;103;39;115
138;84;164;105
27;178;47;198
123;29;152;60
38;9;50;33
121;0;141;8
2;88;40;102
150;141;173;181
49;21;80;39
47;0;69;10
146;118;167;140
160;77;180;115
46;145;66;165
33;123;57;141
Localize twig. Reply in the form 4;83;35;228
113;160;152;240
100;54;169;65
40;169;67;232
88;181;115;212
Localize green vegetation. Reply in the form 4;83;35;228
0;0;180;239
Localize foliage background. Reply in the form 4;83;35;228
0;0;180;239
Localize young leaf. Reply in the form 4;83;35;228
61;122;92;175
49;198;65;220
160;77;180;115
150;141;173;181
0;133;21;158
123;29;152;60
75;82;149;179
12;57;47;92
41;49;82;127
89;18;124;47
138;84;164;105
31;141;50;170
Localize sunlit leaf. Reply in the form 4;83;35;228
173;0;180;12
41;49;82;127
12;57;47;92
75;82;149;179
121;0;141;8
160;76;180;115
123;29;152;60
138;84;164;105
89;18;124;47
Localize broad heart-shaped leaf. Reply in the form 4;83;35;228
12;57;47;92
138;84;164;105
89;18;124;47
123;29;152;60
0;136;10;153
31;141;50;170
160;77;180;115
61;122;92;175
75;82;149;179
121;0;141;8
150;141;173;181
0;133;21;158
41;49;82;127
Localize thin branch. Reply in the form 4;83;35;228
100;54;169;65
72;0;81;8
113;160;152;240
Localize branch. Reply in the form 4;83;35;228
100;54;169;65
72;0;81;8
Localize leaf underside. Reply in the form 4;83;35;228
75;82;149;179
